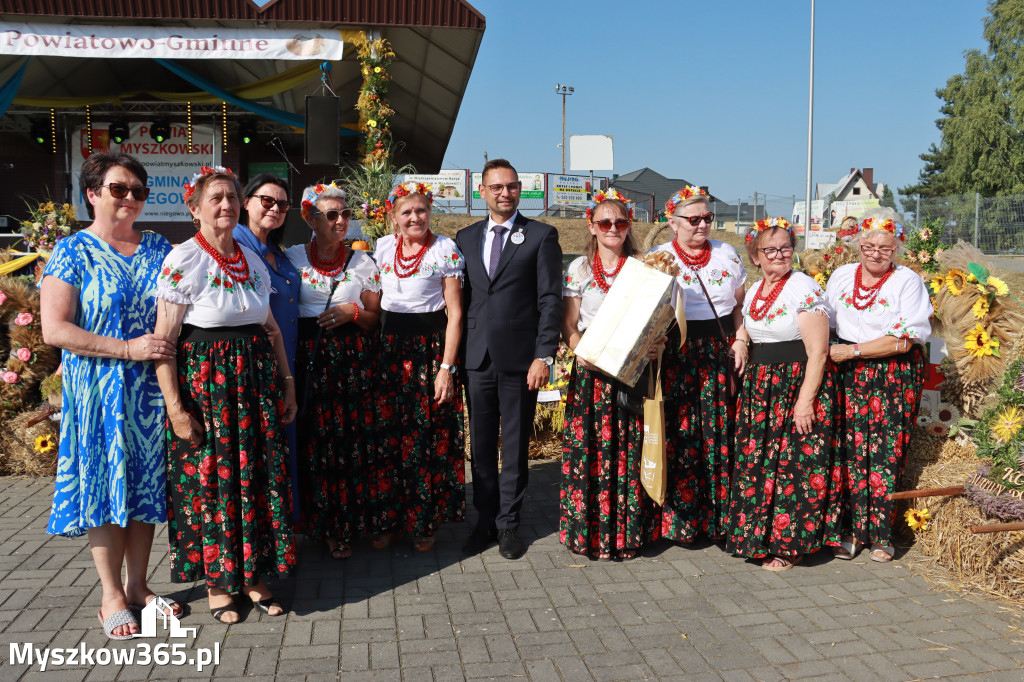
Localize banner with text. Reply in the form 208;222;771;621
0;23;344;60
71;122;220;222
398;171;468;205
472;172;544;199
547;174;593;207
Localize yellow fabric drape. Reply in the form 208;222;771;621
12;61;322;108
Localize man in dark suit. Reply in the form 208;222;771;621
455;159;563;559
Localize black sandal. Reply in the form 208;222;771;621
210;604;239;624
252;597;284;616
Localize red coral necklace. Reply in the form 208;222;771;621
592;252;626;293
394;232;432;278
748;271;791;321
309;238;347;277
671;239;711;270
852;264;894;310
195;231;250;283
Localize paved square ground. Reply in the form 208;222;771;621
1;461;1021;681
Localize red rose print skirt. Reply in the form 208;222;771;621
559;362;659;558
166;326;295;590
726;360;842;559
833;345;926;547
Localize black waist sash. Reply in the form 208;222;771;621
687;316;736;339
749;340;808;364
297;317;359;338
381;309;447;336
179;323;265;343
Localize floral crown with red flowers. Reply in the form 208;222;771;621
585;189;634;221
858;217;906;242
300;180;345;220
664;185;709;217
385;181;433;212
182;166;232;202
745;217;793;244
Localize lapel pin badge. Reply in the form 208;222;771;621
510;229;525;245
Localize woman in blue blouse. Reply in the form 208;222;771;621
233;173;302;518
40;152;179;640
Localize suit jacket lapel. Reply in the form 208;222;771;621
490;213;527;282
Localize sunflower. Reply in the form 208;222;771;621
972;296;991;320
935;402;961;424
813;272;826;288
964;323;1000;358
929;276;945;294
946;269;967;296
991;405;1024;445
985;275;1010;297
905;507;931;531
34;435;55;454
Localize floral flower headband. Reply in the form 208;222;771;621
385;181;433;212
182;165;232;201
858;217;906;242
300;180;345;220
585;189;634;221
745;217;792;244
664;185;708;217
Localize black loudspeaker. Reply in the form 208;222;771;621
304;95;340;165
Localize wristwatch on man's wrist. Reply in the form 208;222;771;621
440;363;458;374
538;356;554;367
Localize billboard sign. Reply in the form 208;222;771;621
548;174;593;207
398;171;468;205
472;172;544;199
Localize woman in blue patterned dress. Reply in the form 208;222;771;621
40;152;179;640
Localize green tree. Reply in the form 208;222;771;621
880;185;896;210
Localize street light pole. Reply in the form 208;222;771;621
555;83;574;174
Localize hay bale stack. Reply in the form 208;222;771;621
0;407;58;476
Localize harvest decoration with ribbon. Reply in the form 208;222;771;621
182;165;232;202
300;180;346;221
858;216;906;242
664;185;708;217
585;189;634;221
351;32;396;168
745;217;792;244
385;182;433;213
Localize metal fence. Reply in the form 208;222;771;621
913;193;1024;255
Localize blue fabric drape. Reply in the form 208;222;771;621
0;58;30;118
154;58;357;135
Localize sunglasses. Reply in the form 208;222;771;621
674;212;715;227
100;183;151;201
593;219;631;232
486;182;522;194
317;208;352;222
251;194;291;212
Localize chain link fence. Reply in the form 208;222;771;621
913;193;1024;255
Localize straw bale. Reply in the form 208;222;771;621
0;408;58;476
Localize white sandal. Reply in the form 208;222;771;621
98;608;138;641
870;545;895;562
832;536;861;560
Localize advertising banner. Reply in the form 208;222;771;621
71;122;220;222
547;174;592;207
829;199;879;228
0;23;344;60
472;172;544;199
791;199;826;236
399;171;468;205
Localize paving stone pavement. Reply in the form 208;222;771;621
0;462;1022;681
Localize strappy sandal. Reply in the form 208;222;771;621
328;541;352;559
870;545;895;562
412;537;435;552
98;608;138;641
209;593;238;624
129;594;184;617
252;597;284;616
831;536;861;561
617;549;638;561
762;554;803;572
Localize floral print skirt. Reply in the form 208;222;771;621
560;362;659;557
659;329;735;542
295;322;378;544
727;360;842;559
166;327;295;591
833;345;926;548
372;326;466;538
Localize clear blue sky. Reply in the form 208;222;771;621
441;0;990;214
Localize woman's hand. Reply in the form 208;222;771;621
434;370;455;404
280;379;297;425
828;343;852;364
317;304;351;329
646;335;668;360
576;356;597;371
731;338;749;375
127;334;176;361
793;399;816;435
169;409;203;445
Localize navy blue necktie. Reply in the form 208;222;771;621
489;225;507;277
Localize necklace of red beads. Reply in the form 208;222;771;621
308;238;347;277
851;263;895;310
195;231;250;283
671;239;711;270
747;271;792;321
592;252;627;293
394;232;432;278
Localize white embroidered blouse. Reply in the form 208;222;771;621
156;240;272;327
283;244;381;318
650;239;747;319
824;263;933;341
374;234;464;313
741;271;831;344
562;255;628;332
